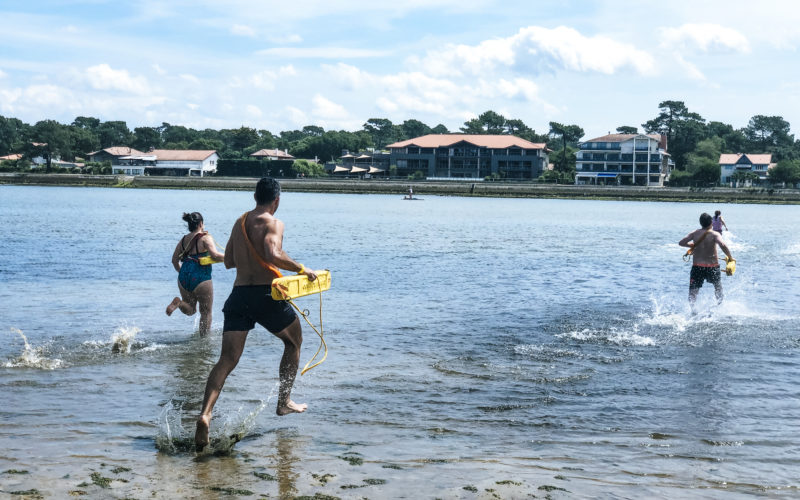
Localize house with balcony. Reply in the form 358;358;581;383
718;153;774;185
574;134;673;186
386;134;548;180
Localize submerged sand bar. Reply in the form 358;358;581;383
2;172;799;204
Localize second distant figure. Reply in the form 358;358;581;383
167;212;225;335
712;210;728;233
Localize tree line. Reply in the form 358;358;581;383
1;100;798;184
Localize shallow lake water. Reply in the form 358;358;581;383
1;185;799;498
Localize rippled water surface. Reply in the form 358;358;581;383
2;185;799;498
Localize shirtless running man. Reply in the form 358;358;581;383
195;177;317;450
679;212;734;312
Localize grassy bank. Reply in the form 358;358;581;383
2;172;799;204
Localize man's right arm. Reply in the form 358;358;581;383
224;221;237;269
678;231;694;248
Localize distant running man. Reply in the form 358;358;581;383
195;177;317;451
679;212;734;311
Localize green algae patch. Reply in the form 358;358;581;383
68;491;87;496
90;472;112;488
337;454;363;466
538;484;568;492
5;469;29;474
111;466;131;474
496;480;522;486
339;484;363;489
9;489;43;498
363;478;386;485
254;471;276;481
311;473;334;485
463;485;478;492
208;485;254;495
381;463;403;469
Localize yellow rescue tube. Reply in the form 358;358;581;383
271;270;331;300
198;255;223;266
725;257;736;276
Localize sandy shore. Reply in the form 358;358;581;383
2;172;799;204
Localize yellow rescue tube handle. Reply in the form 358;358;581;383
724;256;736;276
271;271;331;374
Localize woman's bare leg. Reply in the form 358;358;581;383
193;280;214;335
166;281;197;316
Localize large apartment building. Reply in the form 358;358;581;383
386;134;549;180
574;134;673;186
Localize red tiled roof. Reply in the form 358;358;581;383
718;153;772;165
386;134;547;149
583;134;662;143
150;149;217;161
251;148;295;159
88;146;145;156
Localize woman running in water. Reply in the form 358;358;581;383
166;212;225;335
712;210;728;233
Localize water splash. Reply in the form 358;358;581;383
111;326;141;354
155;382;279;455
4;328;63;370
557;327;655;346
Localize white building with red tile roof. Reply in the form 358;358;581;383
386;134;549;180
148;149;218;176
718;153;775;184
108;149;219;176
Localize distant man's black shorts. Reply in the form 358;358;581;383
689;265;721;290
222;285;297;333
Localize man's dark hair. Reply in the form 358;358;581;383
699;212;712;228
255;177;281;205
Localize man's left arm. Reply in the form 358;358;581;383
678;232;694;248
717;235;734;261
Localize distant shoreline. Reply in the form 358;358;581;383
2;172;799;204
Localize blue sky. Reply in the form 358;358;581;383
1;0;799;139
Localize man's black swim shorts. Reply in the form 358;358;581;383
223;285;297;333
689;265;721;290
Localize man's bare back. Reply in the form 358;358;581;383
680;227;729;266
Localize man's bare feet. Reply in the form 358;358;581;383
276;399;308;416
166;297;181;316
195;414;210;451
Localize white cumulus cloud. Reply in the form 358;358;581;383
312;94;347;119
415;26;655;77
659;23;750;53
85;64;151;94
